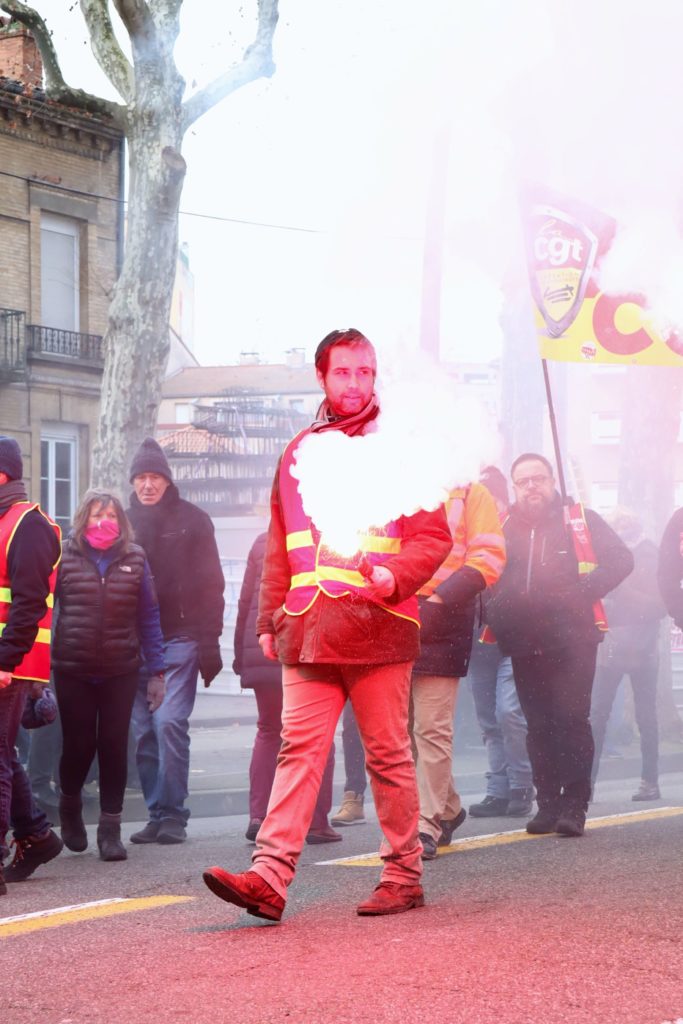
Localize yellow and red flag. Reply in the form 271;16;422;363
521;186;683;366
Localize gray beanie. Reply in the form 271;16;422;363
129;437;172;483
0;435;23;480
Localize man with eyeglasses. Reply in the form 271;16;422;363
485;453;632;837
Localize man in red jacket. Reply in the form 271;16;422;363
204;330;452;921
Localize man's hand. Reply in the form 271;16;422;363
199;643;223;688
147;674;166;712
364;566;396;601
0;670;12;690
259;633;279;661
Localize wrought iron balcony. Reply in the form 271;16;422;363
27;324;104;364
0;308;27;377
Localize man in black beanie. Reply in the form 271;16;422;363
127;437;225;844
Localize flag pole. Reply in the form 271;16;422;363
541;358;568;503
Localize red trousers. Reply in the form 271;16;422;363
252;661;421;900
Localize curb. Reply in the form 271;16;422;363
35;751;683;825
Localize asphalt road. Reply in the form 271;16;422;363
2;773;683;1024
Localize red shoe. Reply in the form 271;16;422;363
357;881;425;916
202;868;285;921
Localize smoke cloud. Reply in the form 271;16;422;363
290;355;499;554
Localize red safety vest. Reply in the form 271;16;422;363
0;502;61;682
279;430;420;626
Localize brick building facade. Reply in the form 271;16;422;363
0;21;124;529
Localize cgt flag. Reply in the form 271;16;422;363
521;186;683;366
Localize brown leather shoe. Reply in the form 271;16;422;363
202;867;285;921
357;881;425;916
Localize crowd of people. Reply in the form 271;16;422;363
1;327;681;924
0;435;225;891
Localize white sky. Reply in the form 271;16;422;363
50;1;683;366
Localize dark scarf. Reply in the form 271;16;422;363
310;394;380;437
128;482;180;553
0;480;29;516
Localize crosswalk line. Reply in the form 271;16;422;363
0;894;193;938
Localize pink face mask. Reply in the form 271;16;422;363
85;518;120;550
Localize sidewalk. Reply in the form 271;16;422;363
78;690;683;824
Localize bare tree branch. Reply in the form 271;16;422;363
79;0;135;104
0;0;127;123
112;0;155;45
181;0;279;132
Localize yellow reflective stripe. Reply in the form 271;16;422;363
0;588;53;608
290;571;317;588
0;623;51;644
322;567;364;587
359;536;401;554
578;561;596;574
286;530;314;551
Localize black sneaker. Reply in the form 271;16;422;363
157;819;187;844
5;829;64;882
130;820;161;844
469;795;509;818
419;832;438;860
438;808;467;846
507;789;534;816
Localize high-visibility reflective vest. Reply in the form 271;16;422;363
0;502;61;682
418;482;506;598
279;430;420;626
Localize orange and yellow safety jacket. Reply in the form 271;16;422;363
279;430;420;626
0;502;61;682
418;482;506;598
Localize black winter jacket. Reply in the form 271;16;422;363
127;484;225;645
53;539;148;677
486;495;633;656
232;533;282;689
657;508;683;629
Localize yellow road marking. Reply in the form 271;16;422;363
318;807;683;867
0;895;193;938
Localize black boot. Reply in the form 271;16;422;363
556;799;587;837
526;795;560;835
97;813;127;861
59;792;88;852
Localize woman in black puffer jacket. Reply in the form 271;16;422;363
53;490;165;863
234;532;338;844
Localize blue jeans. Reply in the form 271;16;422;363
0;681;49;858
591;652;659;785
468;642;532;798
131;637;199;825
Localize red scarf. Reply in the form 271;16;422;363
310;394;380;437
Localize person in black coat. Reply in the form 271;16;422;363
486;453;633;837
126;438;225;845
233;532;339;844
591;510;665;801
